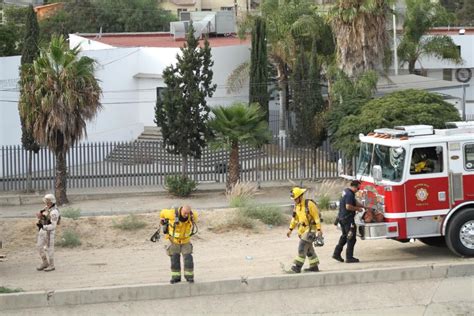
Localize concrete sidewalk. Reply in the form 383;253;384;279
1;262;473;311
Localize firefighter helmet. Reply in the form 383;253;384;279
290;187;307;200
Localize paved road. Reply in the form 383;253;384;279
4;276;473;315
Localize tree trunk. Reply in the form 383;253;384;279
278;73;288;135
408;60;416;74
181;154;188;178
55;151;68;205
26;150;33;193
227;141;240;191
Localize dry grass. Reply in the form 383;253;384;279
226;181;258;206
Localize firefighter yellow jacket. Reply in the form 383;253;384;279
289;199;321;236
160;208;197;244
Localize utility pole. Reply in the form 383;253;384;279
392;4;398;76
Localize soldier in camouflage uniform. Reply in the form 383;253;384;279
36;194;60;272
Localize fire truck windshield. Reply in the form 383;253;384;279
357;143;405;182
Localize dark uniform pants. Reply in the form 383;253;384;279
293;238;319;270
334;220;357;259
166;242;193;281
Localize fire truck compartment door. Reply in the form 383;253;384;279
447;142;467;204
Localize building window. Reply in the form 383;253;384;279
443;69;452;81
220;6;234;11
464;144;474;170
410;146;443;175
202;8;212;11
177;8;187;15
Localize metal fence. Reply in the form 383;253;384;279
0;138;340;192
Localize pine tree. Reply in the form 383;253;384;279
249;17;269;122
154;23;216;177
289;46;310;146
18;5;40;192
308;37;326;148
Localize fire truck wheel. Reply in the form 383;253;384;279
446;208;474;257
418;237;446;247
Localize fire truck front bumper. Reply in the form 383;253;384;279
356;221;399;240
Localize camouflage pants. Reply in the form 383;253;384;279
166;241;193;281
37;229;55;262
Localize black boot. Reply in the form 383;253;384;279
290;265;301;273
170;278;181;284
332;254;344;262
304;265;319;272
346;257;360;263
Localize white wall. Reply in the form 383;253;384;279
0;56;22;146
0;39;251;148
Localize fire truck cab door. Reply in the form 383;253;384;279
405;144;449;237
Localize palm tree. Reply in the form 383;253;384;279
19;35;102;205
328;0;391;77
209;103;271;191
398;0;462;74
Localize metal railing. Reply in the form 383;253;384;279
0;138;340;191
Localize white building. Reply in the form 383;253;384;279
394;27;474;118
0;32;250;146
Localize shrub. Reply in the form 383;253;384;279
56;229;81;248
317;194;331;210
229;196;252;208
165;175;197;197
61;207;81;220
0;287;23;294
240;205;286;226
113;214;147;231
226;181;258;201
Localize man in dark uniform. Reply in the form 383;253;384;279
333;180;364;263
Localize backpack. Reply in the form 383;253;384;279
305;199;323;223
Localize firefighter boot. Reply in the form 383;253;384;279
290;265;301;273
36;256;49;271
304;265;320;272
170;278;181;284
44;259;55;272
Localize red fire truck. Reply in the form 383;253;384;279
342;122;474;257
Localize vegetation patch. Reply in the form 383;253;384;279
113;214;147;231
56;229;82;248
0;286;24;294
239;205;286;226
61;207;81;220
164;175;197;197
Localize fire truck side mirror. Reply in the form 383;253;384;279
372;165;382;183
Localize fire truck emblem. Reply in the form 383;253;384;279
416;188;429;202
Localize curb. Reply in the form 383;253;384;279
1;262;473;311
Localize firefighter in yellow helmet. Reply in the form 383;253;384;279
286;187;323;273
160;205;198;284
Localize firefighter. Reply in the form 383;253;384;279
36;194;60;272
160;205;198;284
286;187;323;273
333;180;364;263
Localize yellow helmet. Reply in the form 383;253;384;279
290;187;307;200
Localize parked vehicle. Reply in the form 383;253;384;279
339;122;474;257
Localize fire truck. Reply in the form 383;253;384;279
341;122;474;257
